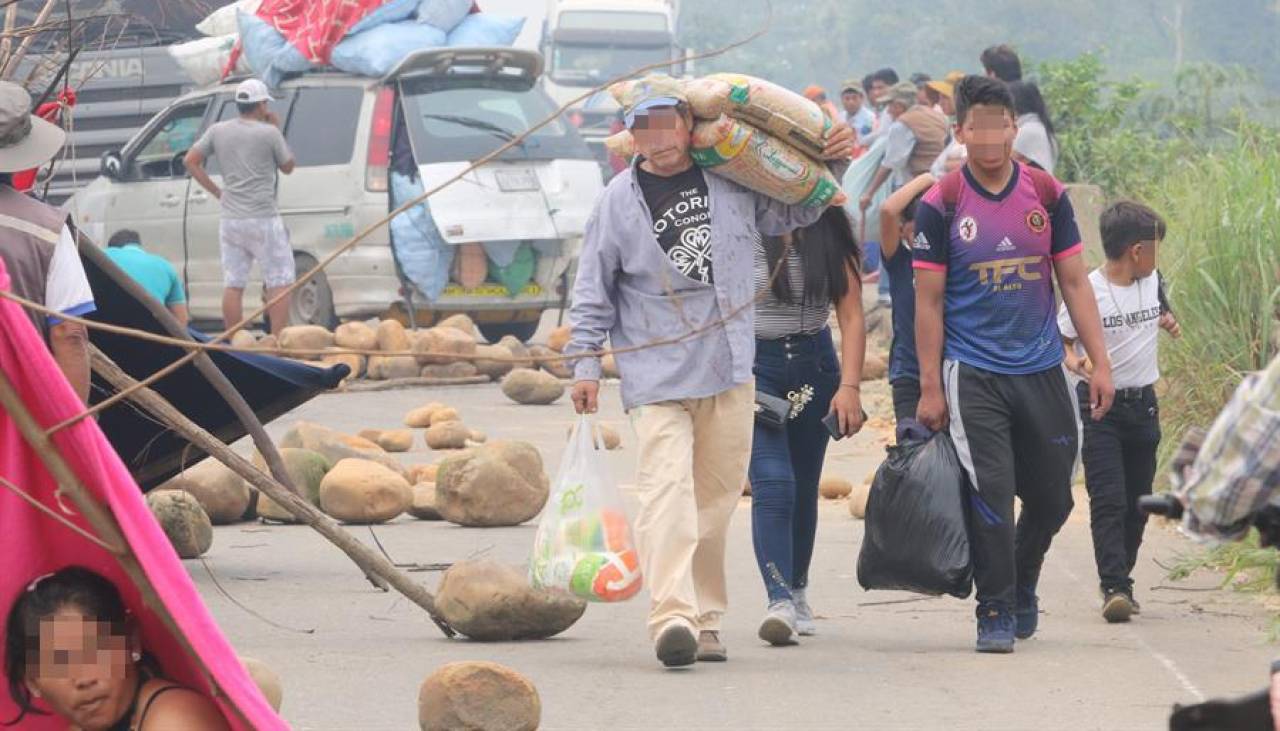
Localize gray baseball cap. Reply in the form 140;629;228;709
0;81;65;174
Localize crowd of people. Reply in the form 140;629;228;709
566;43;1187;664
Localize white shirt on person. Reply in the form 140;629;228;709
1014;113;1057;174
46;225;96;324
1058;269;1161;389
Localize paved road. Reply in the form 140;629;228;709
193;378;1277;730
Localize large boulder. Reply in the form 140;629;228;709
498;336;534;368
425;421;471;450
159;458;250;525
240;657;283;712
404;402;446;428
528;345;573;380
409;482;442;520
435;442;549;527
250;334;278;352
367;355;420;380
436;313;477;338
319;458;413;524
320;349;366;381
146;491;213;559
359;429;414;453
280;422;407;478
849;479;873;519
278;325;334;356
407;464;439;484
376;319;412;352
435;560;586;641
819;476;853;500
473;344;515;380
500;369;564;406
418;661;540;731
254;448;331;523
230;329;258;350
415;327;477;365
334;321;378;351
546;325;571;353
430;407;460;426
862;352;888;381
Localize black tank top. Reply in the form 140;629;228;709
105;680;183;731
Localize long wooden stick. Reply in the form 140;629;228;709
0;4;18;75
0;365;251;727
90;346;456;638
0;0;57;79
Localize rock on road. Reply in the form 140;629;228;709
193;378;1276;730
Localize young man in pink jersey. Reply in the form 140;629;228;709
911;75;1115;653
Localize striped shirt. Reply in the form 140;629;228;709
753;236;831;340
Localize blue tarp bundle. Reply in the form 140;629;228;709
390;171;454;302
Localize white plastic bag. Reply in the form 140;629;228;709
169;35;251;86
196;0;261;37
530;416;642;603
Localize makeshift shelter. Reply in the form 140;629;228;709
0;258;285;729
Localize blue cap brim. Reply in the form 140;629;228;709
625;96;682;128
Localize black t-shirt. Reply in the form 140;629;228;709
636;163;713;285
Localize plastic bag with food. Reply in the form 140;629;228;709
530;417;643;603
686;73;832;159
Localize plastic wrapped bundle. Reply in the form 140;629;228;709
691;115;845;208
686;73;831;159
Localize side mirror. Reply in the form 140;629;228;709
100;150;123;181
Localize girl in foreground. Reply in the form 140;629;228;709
5;566;229;731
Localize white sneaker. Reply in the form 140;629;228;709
758;600;799;646
793;588;817;637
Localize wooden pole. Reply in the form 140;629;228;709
0;365;253;727
0;0;58;80
0;4;18;76
90;346;456;638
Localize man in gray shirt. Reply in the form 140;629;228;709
185;78;296;334
566;75;853;668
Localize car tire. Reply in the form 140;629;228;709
477;320;539;345
287;253;337;329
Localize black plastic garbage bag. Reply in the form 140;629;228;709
857;432;973;598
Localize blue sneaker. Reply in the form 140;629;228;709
1015;585;1039;639
975;605;1015;654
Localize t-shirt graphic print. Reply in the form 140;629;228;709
637;164;714;285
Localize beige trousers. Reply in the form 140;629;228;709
630;381;754;640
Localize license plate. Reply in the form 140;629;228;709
495;169;540;192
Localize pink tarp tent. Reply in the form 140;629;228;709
0;258;286;730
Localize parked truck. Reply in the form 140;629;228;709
539;0;686;173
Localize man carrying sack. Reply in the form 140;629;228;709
566;75;854;668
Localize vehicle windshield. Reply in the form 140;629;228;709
549;44;676;86
400;81;593;164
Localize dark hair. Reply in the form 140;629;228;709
236;101;260;116
910;72;931;86
107;229;141;248
872;67;899;86
1100;201;1167;259
762;207;861;306
955;74;1016;126
4;567;129;725
1008;81;1057;146
981;44;1022;82
861;74;875;95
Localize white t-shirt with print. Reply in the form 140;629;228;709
1058;269;1161;389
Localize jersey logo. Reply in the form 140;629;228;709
913;231;930;251
957;216;978;243
1026;209;1047;234
996;236;1016;253
969;256;1044;291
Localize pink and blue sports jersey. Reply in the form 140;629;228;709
911;163;1083;375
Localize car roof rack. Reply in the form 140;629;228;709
382;47;544;86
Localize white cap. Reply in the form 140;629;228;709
235;78;272;104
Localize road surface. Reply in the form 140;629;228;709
187;372;1279;730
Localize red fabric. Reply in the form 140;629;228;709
13;90;76;194
256;0;398;64
0;258;285;730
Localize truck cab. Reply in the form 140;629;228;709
540;0;685;174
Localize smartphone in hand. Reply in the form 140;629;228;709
822;410;869;440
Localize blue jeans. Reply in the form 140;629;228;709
749;329;840;603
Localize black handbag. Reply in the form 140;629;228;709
754;390;793;429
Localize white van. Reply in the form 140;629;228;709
69;47;603;342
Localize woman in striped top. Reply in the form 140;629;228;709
750;205;866;646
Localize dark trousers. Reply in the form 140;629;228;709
946;361;1081;610
749;329;839;603
1078;382;1161;593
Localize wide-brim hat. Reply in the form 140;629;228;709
877;81;919;108
0;82;65;173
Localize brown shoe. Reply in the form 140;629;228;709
696;630;727;662
655;624;697;668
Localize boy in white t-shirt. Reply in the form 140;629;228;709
1058;201;1180;624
